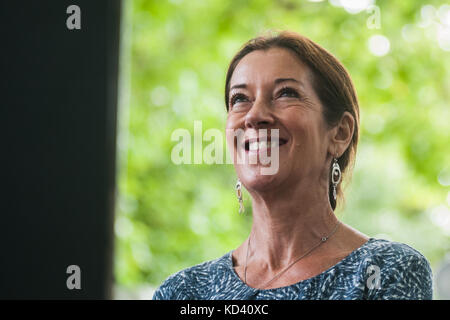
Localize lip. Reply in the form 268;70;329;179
242;136;289;152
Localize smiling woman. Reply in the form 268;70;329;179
152;31;433;300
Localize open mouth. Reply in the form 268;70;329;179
243;137;288;152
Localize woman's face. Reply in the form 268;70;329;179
226;47;333;193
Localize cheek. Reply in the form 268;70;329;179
225;132;234;151
283;114;323;152
225;117;236;144
282;114;309;143
225;113;241;129
225;114;245;144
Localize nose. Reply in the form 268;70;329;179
244;96;275;129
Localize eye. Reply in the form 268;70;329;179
230;93;249;108
277;87;300;99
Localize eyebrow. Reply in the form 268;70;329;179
230;78;304;91
230;83;247;90
274;78;303;86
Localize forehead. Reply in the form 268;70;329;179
230;47;312;87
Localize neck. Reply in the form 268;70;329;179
246;179;338;271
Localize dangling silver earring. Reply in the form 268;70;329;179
235;179;244;214
331;156;341;201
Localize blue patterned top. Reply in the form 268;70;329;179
152;238;433;300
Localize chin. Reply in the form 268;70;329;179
238;165;283;192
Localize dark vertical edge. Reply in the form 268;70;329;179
104;0;122;299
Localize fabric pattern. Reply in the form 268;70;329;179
152;238;433;300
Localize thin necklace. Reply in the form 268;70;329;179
244;221;341;290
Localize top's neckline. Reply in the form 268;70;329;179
226;237;376;292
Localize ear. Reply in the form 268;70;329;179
328;111;355;157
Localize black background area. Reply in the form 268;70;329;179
0;0;121;299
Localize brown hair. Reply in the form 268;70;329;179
224;31;360;211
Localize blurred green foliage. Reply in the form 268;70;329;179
114;0;450;297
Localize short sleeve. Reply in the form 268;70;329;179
368;253;433;300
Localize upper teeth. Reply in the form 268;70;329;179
248;140;279;150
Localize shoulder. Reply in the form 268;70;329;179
360;238;432;271
356;238;433;299
359;238;426;259
152;252;231;300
